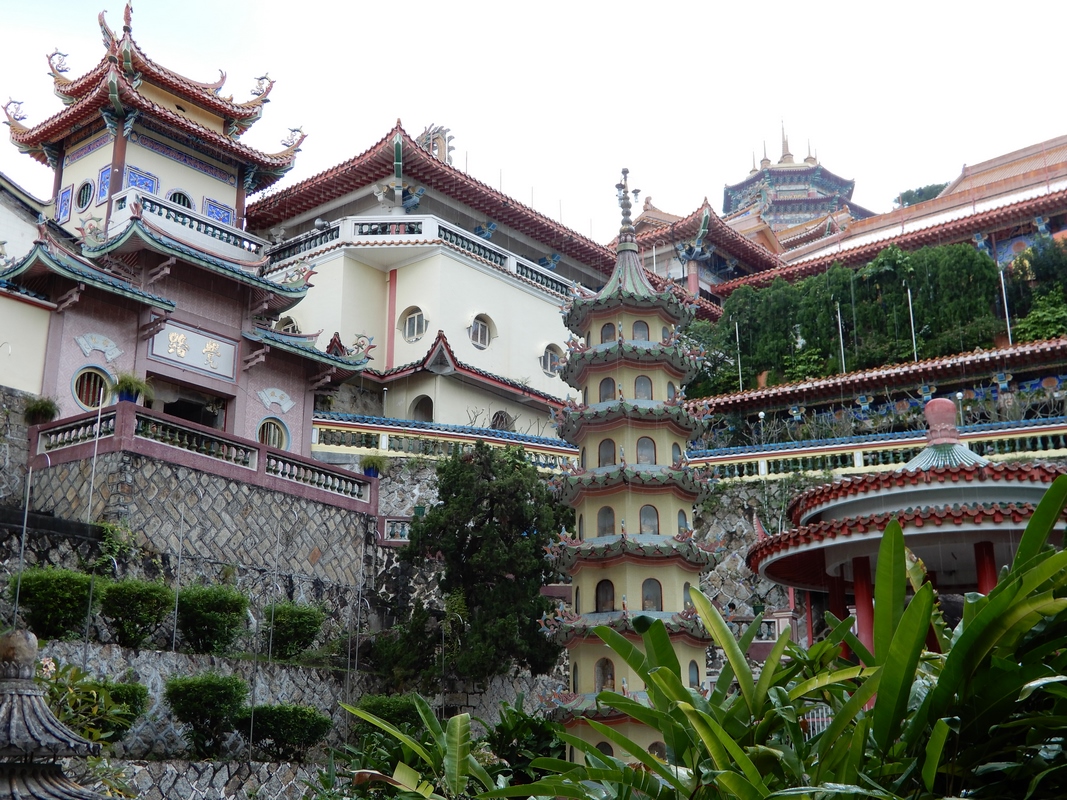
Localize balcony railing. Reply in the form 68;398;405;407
313;413;577;471
691;416;1067;480
31;403;374;511
109;188;270;264
266;215;572;298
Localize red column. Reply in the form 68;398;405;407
687;260;699;296
805;590;814;648
828;572;847;620
974;541;998;594
852;556;874;659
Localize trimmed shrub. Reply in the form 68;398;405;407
176;584;248;654
36;658;146;745
10;568;100;640
165;673;247;758
262;602;325;660
234;703;332;762
99;680;150;737
101;579;174;649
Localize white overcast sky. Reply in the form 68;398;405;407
2;1;1063;244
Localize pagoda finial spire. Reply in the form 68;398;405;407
805;139;817;166
750;152;757;175
616;168;639;244
779;122;793;164
760;142;770;169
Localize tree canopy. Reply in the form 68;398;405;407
894;182;948;206
401;443;567;681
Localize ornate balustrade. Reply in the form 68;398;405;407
109;189;269;261
30;404;372;511
692;416;1067;480
313;414;577;471
264;214;570;298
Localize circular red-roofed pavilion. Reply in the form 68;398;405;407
747;398;1067;650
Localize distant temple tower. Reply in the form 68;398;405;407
548;171;714;757
723;129;874;232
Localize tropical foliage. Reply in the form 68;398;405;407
687;243;1004;395
346;476;1067;800
401;443;568;681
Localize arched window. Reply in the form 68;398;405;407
541;345;562;375
689;660;700;688
410;395;433;422
491;410;513;431
470;314;493;349
257;418;288;450
635;375;652;400
598;438;616;467
678;510;689;534
595;741;614;757
632;320;649;340
639;504;659;534
572;660;579;692
577;514;584;540
596;579;615;612
667;381;677;400
595;657;615;692
648;741;667;759
401;307;427;342
580;447;586;469
683;581;694;609
73;367;111;410
574;586;581;615
600;323;616;343
597;507;615;537
672;443;682;464
636;437;656;464
168;190;193;209
599;377;616;403
662;326;671;341
642;578;662;611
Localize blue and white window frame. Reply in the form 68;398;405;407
96;165;111;205
56;185;74;224
203;197;236;226
124;165;159;194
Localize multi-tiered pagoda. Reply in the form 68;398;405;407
548;171;714;757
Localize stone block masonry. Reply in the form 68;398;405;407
29;451;376;592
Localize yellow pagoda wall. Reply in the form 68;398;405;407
137;84;226;134
570;559;700;617
125;124;238;213
565;718;676;760
0;293;51;394
55;131;114;236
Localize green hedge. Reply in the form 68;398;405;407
262;602;325;660
176;584;248;654
234;703;332;762
165;673;247;758
101;579;174;649
9;568;100;640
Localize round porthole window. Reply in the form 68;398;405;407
75;181;94;212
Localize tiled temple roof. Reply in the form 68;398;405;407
554;398;705;442
559;340;703;387
686;337;1067;414
553;533;715;571
553;463;710;507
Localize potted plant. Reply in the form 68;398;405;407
111;372;154;404
23;396;60;426
360;453;390;478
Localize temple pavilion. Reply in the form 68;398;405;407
723;131;874;234
747;398;1067;652
546;171;715;757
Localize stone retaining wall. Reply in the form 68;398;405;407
0;386;31;507
68;758;316;800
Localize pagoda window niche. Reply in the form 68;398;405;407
637;437;656;464
639;504;659;534
649;741;667;759
597;507;615;537
635;375;653;399
595;657;616;691
574;586;581;614
633;320;649;340
672;443;682;464
596;741;614;757
642;578;662;611
598;439;616;467
667;381;677;400
577;514;584;540
580;448;586;469
599;378;616;403
683;582;694;609
689;660;700;688
601;323;616;343
572;660;579;692
595;579;615;612
678;509;688;533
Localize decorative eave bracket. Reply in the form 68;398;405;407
243;345;269;371
57;283;85;313
139;311;171;340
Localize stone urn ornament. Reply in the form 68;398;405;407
0;629;105;798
